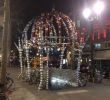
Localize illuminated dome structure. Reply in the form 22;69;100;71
17;10;86;90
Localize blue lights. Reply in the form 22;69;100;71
95;43;101;49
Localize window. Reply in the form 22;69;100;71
106;28;109;40
108;28;110;37
94;32;98;41
100;32;104;42
101;42;104;48
95;43;101;49
104;42;108;48
107;42;110;48
85;44;90;49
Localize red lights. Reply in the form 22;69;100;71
98;31;100;40
103;30;107;39
92;32;94;42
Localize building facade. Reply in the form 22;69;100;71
82;17;110;71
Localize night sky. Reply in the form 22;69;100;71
7;0;110;44
10;0;80;41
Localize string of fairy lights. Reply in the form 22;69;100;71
16;10;87;90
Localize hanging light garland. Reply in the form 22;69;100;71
20;10;84;90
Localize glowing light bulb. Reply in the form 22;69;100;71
93;1;105;15
82;8;91;19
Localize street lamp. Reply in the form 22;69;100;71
82;8;91;19
82;0;105;19
93;0;105;15
82;0;105;82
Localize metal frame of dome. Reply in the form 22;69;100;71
16;10;86;90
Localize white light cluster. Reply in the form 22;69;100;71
93;1;105;15
51;77;78;87
83;0;105;19
82;8;91;19
51;77;68;84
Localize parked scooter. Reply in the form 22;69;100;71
80;64;103;83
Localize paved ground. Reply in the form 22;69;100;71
5;67;110;100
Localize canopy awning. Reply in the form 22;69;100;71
94;50;110;60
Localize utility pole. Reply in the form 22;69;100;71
0;0;11;99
